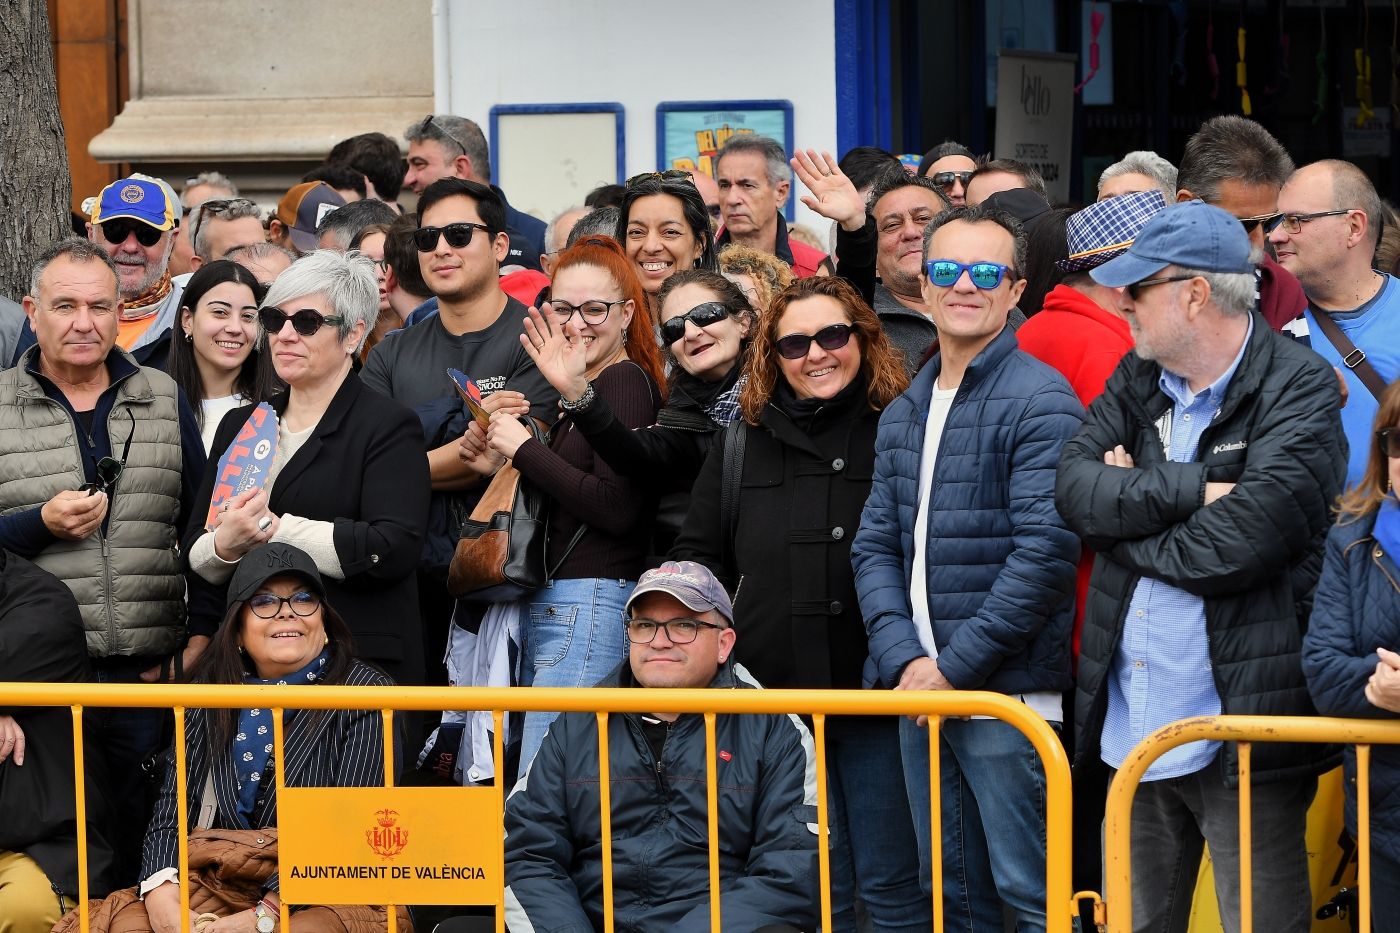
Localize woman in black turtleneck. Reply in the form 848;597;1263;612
669;276;928;933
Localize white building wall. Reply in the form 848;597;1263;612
438;0;838;232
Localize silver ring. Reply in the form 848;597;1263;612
258;516;273;532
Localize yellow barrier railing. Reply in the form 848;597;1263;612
0;682;1072;933
1100;715;1400;933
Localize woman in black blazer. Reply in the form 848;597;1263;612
185;251;430;685
141;543;392;930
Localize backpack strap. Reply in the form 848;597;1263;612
719;421;746;574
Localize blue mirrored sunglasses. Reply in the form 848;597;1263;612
924;259;1014;289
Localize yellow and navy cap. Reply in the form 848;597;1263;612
89;176;177;231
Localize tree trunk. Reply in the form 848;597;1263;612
0;0;71;302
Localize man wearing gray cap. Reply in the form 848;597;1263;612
504;560;818;933
1056;200;1347;932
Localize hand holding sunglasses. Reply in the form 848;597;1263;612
660;301;731;345
40;489;110;541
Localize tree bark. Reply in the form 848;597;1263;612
0;0;71;302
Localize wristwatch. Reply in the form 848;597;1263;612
254;901;276;933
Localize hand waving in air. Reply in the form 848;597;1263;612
790;148;869;233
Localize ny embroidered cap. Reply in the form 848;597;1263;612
275;181;345;252
1058;189;1168;272
626;561;734;626
1091;199;1255;287
89;175;178;231
227;542;327;609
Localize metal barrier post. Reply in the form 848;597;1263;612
812;714;832;932
704;711;721;933
382;709;398;933
1237;741;1252;933
493;708;506;933
928;716;943;933
597;711;615;933
1358;743;1372;933
70;707;89;933
273;708;288;931
175;706;190;924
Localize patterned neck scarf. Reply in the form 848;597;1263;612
119;270;173;320
232;649;329;824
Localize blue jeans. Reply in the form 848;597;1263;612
825;716;931;932
519;578;633;772
900;716;1050;933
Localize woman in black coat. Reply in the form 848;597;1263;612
185;251;430;686
669;276;926;933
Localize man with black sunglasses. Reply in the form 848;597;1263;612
853;204;1083;931
0;237;214;884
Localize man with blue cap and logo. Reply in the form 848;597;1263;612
1057;200;1348;932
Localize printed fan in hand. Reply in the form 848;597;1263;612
204;402;279;530
448;368;491;427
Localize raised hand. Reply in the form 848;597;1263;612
520;306;589;403
790;148;868;232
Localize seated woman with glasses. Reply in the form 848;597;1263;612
506;269;753;553
615;171;718;317
670;276;929;933
184;251;430;688
458;236;667;771
137;542;408;932
1303;381;1400;917
166;260;280;453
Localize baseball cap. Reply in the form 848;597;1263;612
1058;189;1168;273
1091;200;1255;288
227;543;327;608
89;175;177;231
626;561;734;626
275;181;345;252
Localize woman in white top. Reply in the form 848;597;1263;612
166;260;278;452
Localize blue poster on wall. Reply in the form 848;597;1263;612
655;99;795;219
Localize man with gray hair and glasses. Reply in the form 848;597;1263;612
715;134;832;277
1097;150;1177;202
1271;158;1400;488
186;196;266;271
1057;201;1346;933
404;113;547;271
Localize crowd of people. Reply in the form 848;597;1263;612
0;108;1397;933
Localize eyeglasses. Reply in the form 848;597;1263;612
660;301;730;345
625;169;692;187
931;170;974;191
925;259;1014;289
370;258;390;275
189;198;259;250
80;410;134;496
1126;274;1198;300
247;590;322;619
1264;210;1353;235
259;306;345;337
421;114;474;158
625;617;724;644
546;298;627;326
100;218;163;248
413;222;491;252
775;322;854;360
1378;427;1400;458
1237;211;1282;234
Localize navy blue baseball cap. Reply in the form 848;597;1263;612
1090;200;1255;288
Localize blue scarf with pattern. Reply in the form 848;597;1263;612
233;649;328;824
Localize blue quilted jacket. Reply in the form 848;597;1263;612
1302;511;1400;865
852;326;1083;693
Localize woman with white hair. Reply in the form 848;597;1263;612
184;250;430;685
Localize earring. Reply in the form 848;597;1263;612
323;635;329;647
184;332;193;343
237;642;245;654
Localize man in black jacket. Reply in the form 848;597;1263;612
0;551;115;930
1056;201;1347;932
503;561;818;933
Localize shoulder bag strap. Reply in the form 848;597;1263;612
1310;303;1390;401
719;421;746;574
536;416;589;581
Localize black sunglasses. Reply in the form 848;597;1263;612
100;218;163;248
775;323;854;360
1126;274;1198;301
930;170;974;190
660;301;730;345
413;222;491;252
81;410;135;496
259;307;345;337
1378;427;1400;458
1237;212;1282;234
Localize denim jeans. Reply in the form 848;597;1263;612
1122;754;1313;933
900;716;1050;933
825;716;931;932
518;577;633;772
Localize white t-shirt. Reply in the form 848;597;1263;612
909;381;1062;723
199;394;246;455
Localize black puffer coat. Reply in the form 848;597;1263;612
1056;316;1347;784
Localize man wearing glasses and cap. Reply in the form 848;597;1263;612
0;237;213;885
504;561;819;933
1057;200;1347;932
404;113;547;272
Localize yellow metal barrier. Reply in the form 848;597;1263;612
1101;715;1400;933
0;682;1073;932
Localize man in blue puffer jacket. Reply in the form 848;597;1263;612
852;205;1082;933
